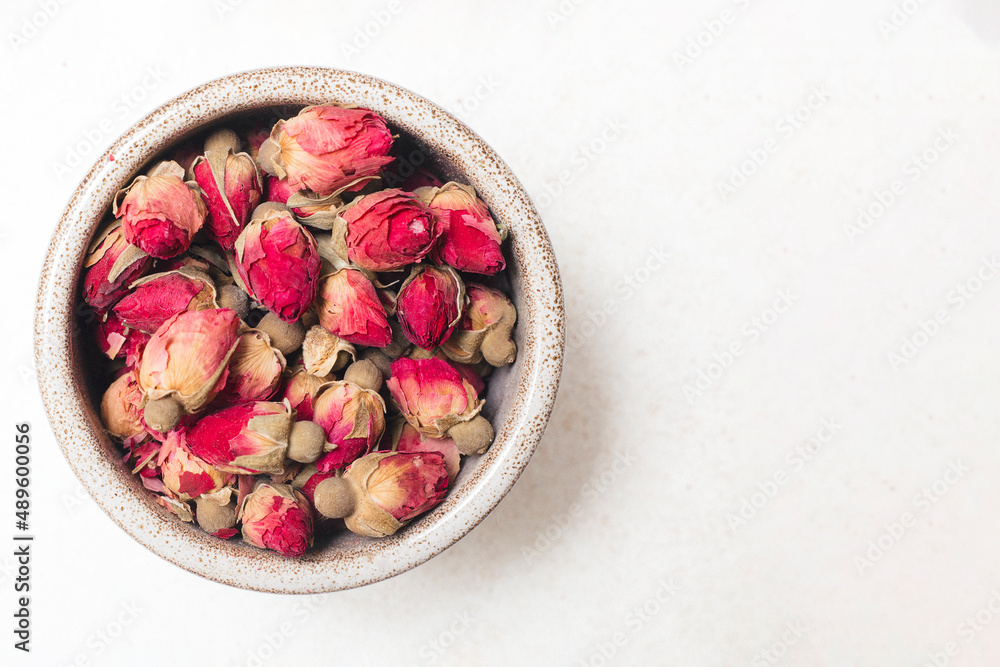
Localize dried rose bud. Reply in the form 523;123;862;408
214;330;286;405
393;421;460;481
157;430;232;501
242;121;272;161
137;309;241;429
82;220;152;311
257;104;393;197
329;451;449;537
186;401;291;474
195;489;237;536
95;312;149;367
315;268;392;347
281;368;333;421
330;189;438;271
112;267;217;334
416;182;506;275
406;346;488;395
312;381;386;472
266;174;297;205
291;465;334;508
233;207;321;322
100;372;146;440
396;265;465;350
238;482;313;558
192;136;263;249
386;357;483;439
301;325;355;376
441;283;517;367
113;161;207;259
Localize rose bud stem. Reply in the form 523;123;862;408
344;360;382;392
218;284;250;320
257;312;306;355
288;420;327;463
144;396;183;433
195;497;237;534
313;476;356;519
204;128;241;154
359;349;392;381
447;415;494;456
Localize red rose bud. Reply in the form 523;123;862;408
192;141;263;250
315;268;392;347
258;105;393;197
238;482;313;558
312;381;386;472
95;312;149;366
100;372;146;440
186;401;292;474
82;220;153;311
393;421;460;482
333;189;438;271
112;267;217;334
387;357;483;439
214;330;286;405
234;207;321;322
137;309;241;421
113;161;207;259
281;368;333;421
416;182;506;275
396;265;465;350
157;429;232;501
441;283;517;367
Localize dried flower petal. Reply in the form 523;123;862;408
157;430;232;501
214;330;286;405
186;401;291;474
193;149;263;249
315;268;392;347
281;368;332;421
112;267;217;334
393;421;460;481
82;220;152;311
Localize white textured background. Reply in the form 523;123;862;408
4;0;1000;665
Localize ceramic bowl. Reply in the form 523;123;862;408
34;67;564;593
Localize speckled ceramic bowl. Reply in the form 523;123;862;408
34;67;564;593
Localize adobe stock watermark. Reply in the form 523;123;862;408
52;65;169;180
844;127;958;243
673;0;755;73
577;579;681;667
339;1;402;62
717;85;831;201
409;611;475;666
727;418;843;532
854;459;970;575
887;255;999;371
566;245;670;352
878;0;930;39
683;289;797;404
521;450;636;565
750;621;808;667
545;0;594;28
236;596;330;667
448;75;501;121
8;0;72;52
923;588;1000;667
62;601;143;667
213;0;255;20
533;118;626;210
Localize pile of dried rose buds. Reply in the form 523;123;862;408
83;104;517;557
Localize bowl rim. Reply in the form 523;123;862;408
33;66;565;593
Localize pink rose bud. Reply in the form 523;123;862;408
416;182;506;275
332;189;438;271
112;267;217;334
186;401;292;474
393;422;460;481
238;482;313;558
192;147;263;250
213;330;286;405
82;221;153;311
113;161;207;259
441;283;517;367
315;268;392;347
233;208;321;322
281;368;332;421
157;429;233;501
95;312;149;367
100;372;146;440
396;265;465;350
265;175;297;206
386;357;483;438
137;308;241;416
312;381;386;472
258;105;393;197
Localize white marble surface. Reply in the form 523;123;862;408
4;0;1000;664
